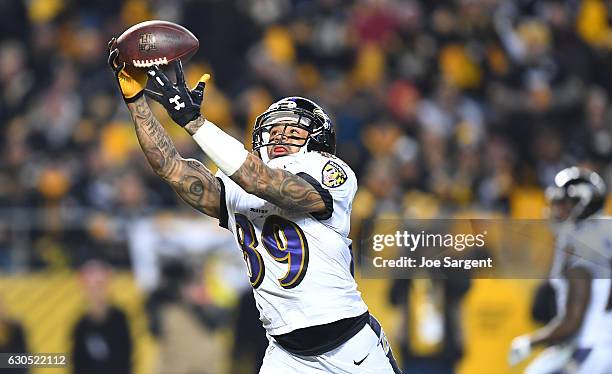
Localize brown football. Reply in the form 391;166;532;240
116;20;199;68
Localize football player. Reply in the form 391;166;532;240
107;41;402;373
508;167;612;373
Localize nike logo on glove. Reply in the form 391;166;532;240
353;353;369;366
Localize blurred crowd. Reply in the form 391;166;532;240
2;0;612;265
3;1;612;373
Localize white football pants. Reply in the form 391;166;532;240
259;315;402;373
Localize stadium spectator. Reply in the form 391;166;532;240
389;277;471;374
146;258;230;374
71;260;132;374
0;299;28;374
229;289;268;374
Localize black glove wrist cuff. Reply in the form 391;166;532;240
124;90;145;104
178;111;201;127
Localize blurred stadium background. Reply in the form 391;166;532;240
2;0;612;373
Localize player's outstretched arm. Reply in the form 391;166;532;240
228;150;326;214
143;64;327;214
183;117;325;213
127;96;221;218
185;118;326;214
107;40;221;218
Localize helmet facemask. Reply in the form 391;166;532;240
253;108;325;163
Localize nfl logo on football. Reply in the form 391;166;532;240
138;33;157;52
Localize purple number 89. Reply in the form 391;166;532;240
234;214;309;289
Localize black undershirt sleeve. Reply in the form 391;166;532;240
216;177;229;230
296;172;333;220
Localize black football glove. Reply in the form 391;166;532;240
107;38;148;102
145;60;210;127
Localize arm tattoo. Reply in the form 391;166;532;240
127;97;221;218
171;160;221;218
128;96;179;174
185;115;325;213
184;116;206;135
231;153;326;213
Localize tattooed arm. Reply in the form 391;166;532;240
184;118;327;214
128;96;221;218
231;153;327;213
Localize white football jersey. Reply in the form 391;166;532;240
216;151;368;336
550;218;612;346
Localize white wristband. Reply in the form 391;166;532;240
192;120;249;176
